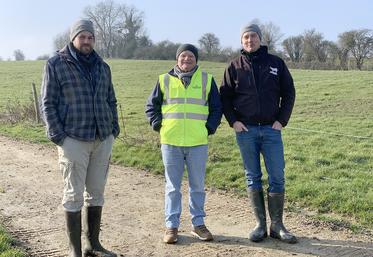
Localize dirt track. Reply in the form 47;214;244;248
0;135;372;257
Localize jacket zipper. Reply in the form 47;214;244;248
249;60;261;121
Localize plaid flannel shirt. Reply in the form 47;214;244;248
40;45;120;145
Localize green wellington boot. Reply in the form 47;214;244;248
268;192;297;244
248;189;267;242
65;211;82;257
83;206;117;257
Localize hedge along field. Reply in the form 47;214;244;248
0;60;372;230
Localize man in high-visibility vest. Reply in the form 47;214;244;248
146;44;222;244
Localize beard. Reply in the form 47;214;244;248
78;44;93;55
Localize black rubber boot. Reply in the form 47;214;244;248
248;189;268;242
65;211;82;257
84;206;117;257
268;192;297;244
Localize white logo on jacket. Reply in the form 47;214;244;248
269;66;278;75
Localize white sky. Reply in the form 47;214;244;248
0;0;372;60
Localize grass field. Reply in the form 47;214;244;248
0;60;372;232
0;225;24;257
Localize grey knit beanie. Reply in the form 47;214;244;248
70;19;95;41
240;23;262;41
176;44;199;62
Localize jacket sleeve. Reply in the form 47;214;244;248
107;66;120;138
40;60;66;145
145;79;163;132
206;78;222;135
220;64;238;127
278;60;296;127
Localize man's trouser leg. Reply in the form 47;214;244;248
161;144;184;229
185;144;208;227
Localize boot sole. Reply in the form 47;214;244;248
270;231;298;244
249;232;268;242
84;249;118;257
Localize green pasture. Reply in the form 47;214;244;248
0;225;24;257
0;60;372;231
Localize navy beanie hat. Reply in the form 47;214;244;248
176;44;199;62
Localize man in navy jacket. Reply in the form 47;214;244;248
220;23;297;244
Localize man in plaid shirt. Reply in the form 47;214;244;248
40;19;119;257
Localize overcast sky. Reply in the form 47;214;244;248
1;0;372;60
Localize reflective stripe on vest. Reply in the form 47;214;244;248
162;72;208;107
162;113;208;120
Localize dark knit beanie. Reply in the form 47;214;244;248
70;19;95;42
176;44;198;62
240;23;262;40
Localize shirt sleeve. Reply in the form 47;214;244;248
40;60;66;145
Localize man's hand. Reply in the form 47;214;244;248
272;121;283;130
233;121;248;132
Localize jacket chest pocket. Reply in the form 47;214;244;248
235;69;256;95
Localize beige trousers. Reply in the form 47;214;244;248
57;135;114;212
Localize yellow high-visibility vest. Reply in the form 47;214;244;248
159;68;212;146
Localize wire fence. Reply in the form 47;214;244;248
286;126;372;140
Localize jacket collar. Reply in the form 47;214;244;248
57;44;102;64
241;45;268;61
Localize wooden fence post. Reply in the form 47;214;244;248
31;83;41;123
119;103;126;137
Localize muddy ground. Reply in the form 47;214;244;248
0;135;372;257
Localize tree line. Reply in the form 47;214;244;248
4;0;373;70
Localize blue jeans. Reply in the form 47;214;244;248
161;144;208;228
236;125;285;193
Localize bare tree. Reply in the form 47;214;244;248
84;0;147;58
336;31;355;70
84;0;123;58
303;29;329;62
114;4;146;58
260;21;284;52
325;41;340;64
14;49;25;61
53;29;69;51
343;29;373;70
282;35;304;62
198;33;221;59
